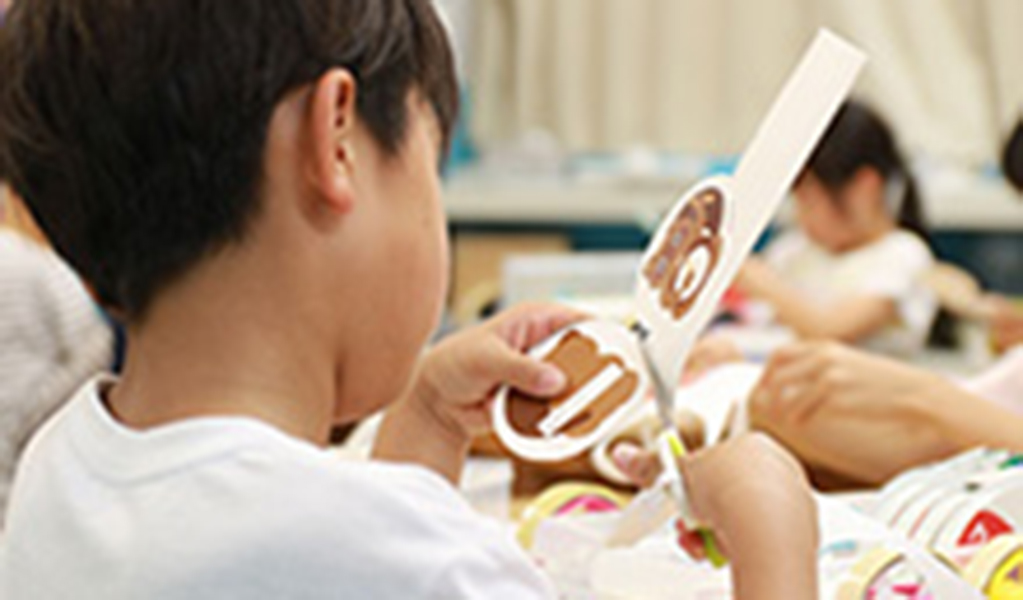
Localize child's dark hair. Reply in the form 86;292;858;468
1004;118;1023;194
0;0;458;320
802;100;930;245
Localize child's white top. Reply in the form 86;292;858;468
0;230;112;528
764;229;937;356
0;377;554;600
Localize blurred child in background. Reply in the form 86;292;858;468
735;101;937;357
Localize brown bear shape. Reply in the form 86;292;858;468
507;330;641;439
642;189;726;321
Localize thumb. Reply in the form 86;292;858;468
611;442;662;489
483;338;567;397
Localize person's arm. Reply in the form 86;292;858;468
750;341;1023;485
374;304;582;484
694;438;819;600
736;258;897;343
728;509;818;600
920;382;1023;453
373;381;473;486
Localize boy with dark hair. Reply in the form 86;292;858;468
0;1;818;598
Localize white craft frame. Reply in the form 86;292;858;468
492;320;650;462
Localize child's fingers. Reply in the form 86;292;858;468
610;442;662;488
761;341;816;374
755;352;826;421
525;306;590;343
492;303;590;350
787;376;833;424
480;337;567;398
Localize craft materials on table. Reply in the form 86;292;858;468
832;450;1023;599
512;451;1023;599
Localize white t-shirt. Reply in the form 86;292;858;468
764;229;937;357
0;377;555;600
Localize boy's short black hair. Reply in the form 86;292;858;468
0;0;458;319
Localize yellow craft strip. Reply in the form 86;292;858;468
516;482;627;550
963;535;1023;598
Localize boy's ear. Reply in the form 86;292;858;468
306;69;359;214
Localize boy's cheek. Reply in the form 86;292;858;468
415;221;449;337
425;197;451;329
433;205;451;283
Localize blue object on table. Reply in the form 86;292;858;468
703;156;740;177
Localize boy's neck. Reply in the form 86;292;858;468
107;249;342;446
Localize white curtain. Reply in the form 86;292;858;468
435;0;475;77
469;0;1023;163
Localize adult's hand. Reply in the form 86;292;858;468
750;341;945;425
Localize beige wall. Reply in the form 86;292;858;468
469;0;1023;163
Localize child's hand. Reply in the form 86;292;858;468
411;304;587;439
375;304;586;483
685;435;819;599
613;435;816;554
751;341;942;425
680;435;814;546
614;435;819;599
